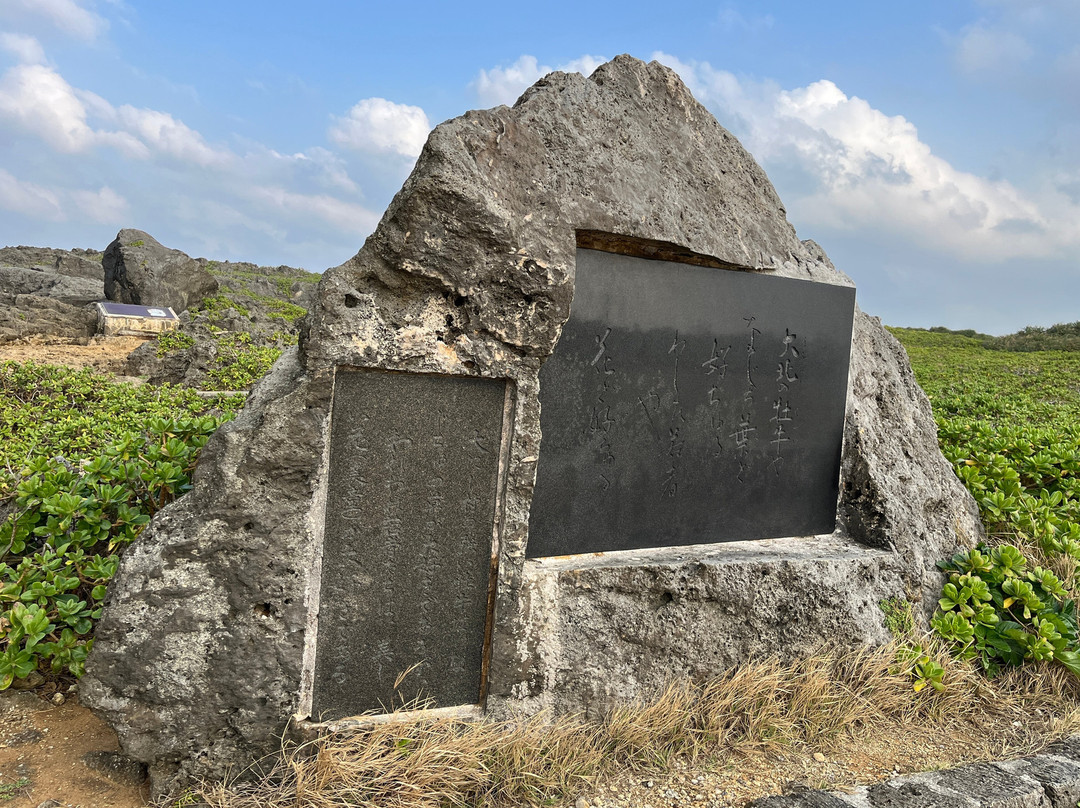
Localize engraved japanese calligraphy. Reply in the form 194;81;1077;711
527;248;856;557
311;369;508;720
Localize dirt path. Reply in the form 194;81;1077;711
0;689;148;808
0;337;149;376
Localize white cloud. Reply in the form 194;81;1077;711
0;169;64;220
651;52;1080;261
328;97;430;158
0;168;127;224
2;0;106;41
0;61;225;163
0;63;100;152
0;33;47;65
113;105;228;166
244;185;380;233
0;48;380;257
472;54;607;106
955;24;1033;74
69;185;128;223
947;1;1080;95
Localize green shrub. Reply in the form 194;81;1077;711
892;322;1080;353
195;294;250;321
155;330;196;357
264;299;307;323
206;332;281;390
932;544;1080;678
893;329;1080;683
0;362;241;687
0;416;227;687
0;362;243;492
894;330;1080;558
879;597;916;638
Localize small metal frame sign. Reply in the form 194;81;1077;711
96;302;178;319
95;301;179;336
527;248;857;558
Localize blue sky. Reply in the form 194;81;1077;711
1;1;1077;334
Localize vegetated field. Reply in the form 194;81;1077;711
891;326;1080;680
891;326;1080;549
0;361;244;688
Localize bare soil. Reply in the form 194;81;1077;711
0;686;1050;808
0;337;149;376
0;689;147;808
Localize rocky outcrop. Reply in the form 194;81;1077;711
752;737;1080;807
0;265;103;307
82;56;984;796
0;246;104;344
103;230;218;313
124;260;318;389
0;245;103;278
0;294;98;344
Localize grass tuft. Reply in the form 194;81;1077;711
194;641;1080;807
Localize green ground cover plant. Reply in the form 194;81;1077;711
918;321;1080;353
156;331;196;357
204;331;283;390
0;362;243;687
891;327;1080;679
141;260;318;390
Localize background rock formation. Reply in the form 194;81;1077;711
82;56;984;795
0;246;103;344
103;229;218;313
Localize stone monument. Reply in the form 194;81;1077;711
81;56;984;795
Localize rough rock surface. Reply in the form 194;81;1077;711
82;56;984;796
0;246;104;344
749;745;1080;807
0;294;97;344
124;260;317;389
103;229;218;313
0;245;103;277
0;265;103;306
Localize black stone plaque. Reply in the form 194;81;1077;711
527;248;856;558
311;369;508;720
96;301;177;319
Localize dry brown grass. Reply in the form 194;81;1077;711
195;640;1080;808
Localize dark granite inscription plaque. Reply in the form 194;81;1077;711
311;369;508;720
97;301;177;319
527;248;856;558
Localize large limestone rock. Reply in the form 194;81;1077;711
0;245;104;343
0;265;103;306
103;230;218;313
0;294;97;344
82;56;984;796
0;245;104;281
